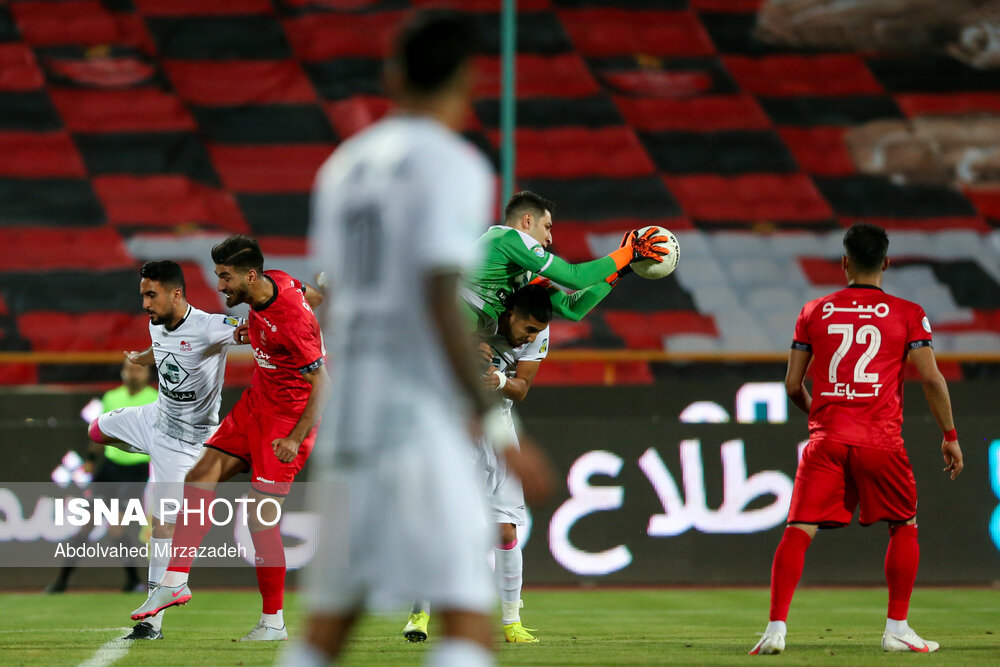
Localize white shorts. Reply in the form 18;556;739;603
305;410;494;615
98;403;202;524
474;410;526;526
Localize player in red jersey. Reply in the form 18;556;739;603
130;235;329;641
750;222;963;656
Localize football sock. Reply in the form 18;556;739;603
146;610;164;631
495;540;522;624
164;485;217;578
278;641;332;667
885;618;909;635
769;526;813;622
411;600;431;615
262;611;284;629
885;524;919;621
429;638;493;667
764;620;787;636
148;537;171;589
251;525;286;615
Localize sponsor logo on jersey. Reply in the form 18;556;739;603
255;476;276;485
539;339;548;354
254;348;277;370
224;316;240;327
533;246;545;258
156;353;190;387
160;387;196;402
262;316;277;333
180;340;192;352
922;316;932;333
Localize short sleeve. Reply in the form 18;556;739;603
206;314;240;348
280;309;325;374
518;326;550;362
906;304;933;350
791;304;812;352
414;144;495;273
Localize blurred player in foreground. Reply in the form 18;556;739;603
130;236;327;642
89;261;241;640
750;222;963;656
404;283;553;645
46;359;157;595
284;11;552;667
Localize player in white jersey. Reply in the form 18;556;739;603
88;260;239;640
405;283;552;645
281;12;552;667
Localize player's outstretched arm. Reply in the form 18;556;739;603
909;346;963;480
124;347;154;366
546;282;613;322
302;282;324;309
785;348;812;414
272;365;330;463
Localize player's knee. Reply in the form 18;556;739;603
497;523;517;546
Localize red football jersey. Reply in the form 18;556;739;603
793;284;932;450
247;270;325;418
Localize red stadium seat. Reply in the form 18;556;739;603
11;1;154;50
164;60;316;106
176;261;223;312
604;310;718;349
474;54;599;99
723;55;883;97
844;216;990;232
546;319;593;346
895;93;1000;117
134;0;274;15
0;43;44;91
208;144;336;193
93;175;248;233
558;10;714;57
0;363;37;385
963;188;1000;222
486;127;655;179
798;257;844;286
324;96;393;141
0;227;133;271
48;88;196;133
534;360;653;386
0;132;86;177
690;0;763;9
616;95;770;132
18;312;150;351
665;174;833;222
777;127;855;177
283;12;402;61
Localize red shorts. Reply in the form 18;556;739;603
205;391;316;496
788;439;917;527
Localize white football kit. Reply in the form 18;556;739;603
307;114;495;614
98;305;238;522
476;325;550;525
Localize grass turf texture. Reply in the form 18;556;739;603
0;588;997;665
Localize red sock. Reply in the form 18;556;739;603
885;524;919;620
769;526;813;622
166;486;216;574
251;526;286;615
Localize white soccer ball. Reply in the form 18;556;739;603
632;226;680;279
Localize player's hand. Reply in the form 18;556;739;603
272;437;301;463
529;276;553;290
482;366;502;391
606;264;633;286
234;323;250;345
478;342;494;365
502;435;554;505
123;349;153;366
942;438;963;480
622;228;671;264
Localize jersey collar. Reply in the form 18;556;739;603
846;283;884;292
165;305;192;332
254;273;278;312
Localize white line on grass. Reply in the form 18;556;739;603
76;627;132;667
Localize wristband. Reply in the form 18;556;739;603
483;406;515;451
943;428;957;442
493;369;507;390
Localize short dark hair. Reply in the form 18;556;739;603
504;191;554;226
507;284;553;325
843;222;889;272
391;11;478;94
140;260;185;295
211;235;264;273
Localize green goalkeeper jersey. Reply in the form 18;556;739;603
462;225;618;323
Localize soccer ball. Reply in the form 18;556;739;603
632;226;680;279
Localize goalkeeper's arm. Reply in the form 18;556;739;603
545;282;613;322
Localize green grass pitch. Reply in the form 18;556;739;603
1;588;997;665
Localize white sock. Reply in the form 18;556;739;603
411;600;431;615
148;537;171;587
160;570;187;588
145;611;163;631
262;610;284;628
428;638;493;667
277;640;332;667
495;543;522;624
886;618;909;635
765;620;787;636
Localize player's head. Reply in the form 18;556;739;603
139;260;186;326
211;235;265;307
505;191;554;248
121;358;151;393
501;283;552;347
384;11;478;129
842;221;889;279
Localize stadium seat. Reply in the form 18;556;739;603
603;311;717;349
0;227;133;271
777;127;855;177
723;55;884;97
164;60;317;105
208;144;335;193
48;88;196;133
17;312;150;351
11;1;154;50
92;175;248;233
615;95;770;132
0;131;86;177
557;10;714;57
0;43;44;90
489;127;655;178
